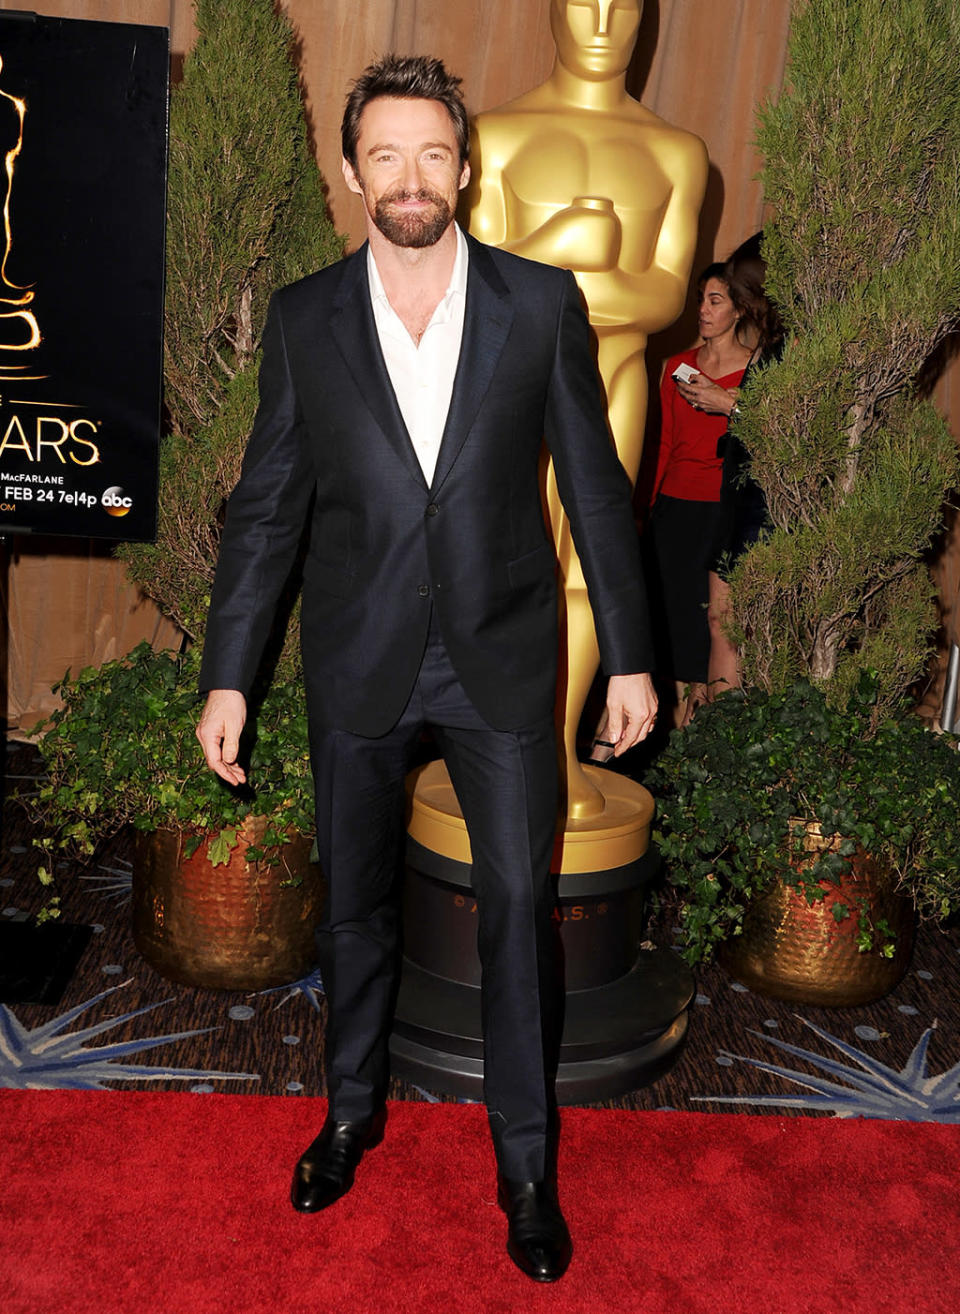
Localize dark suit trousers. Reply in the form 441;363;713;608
309;613;562;1181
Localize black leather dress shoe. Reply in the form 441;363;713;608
290;1110;386;1213
497;1175;573;1282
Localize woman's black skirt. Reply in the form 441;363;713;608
645;494;721;684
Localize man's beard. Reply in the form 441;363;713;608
372;186;453;248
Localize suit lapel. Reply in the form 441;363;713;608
329;244;428;490
327;236;514;495
430;236;513;492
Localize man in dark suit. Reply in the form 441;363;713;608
197;54;657;1284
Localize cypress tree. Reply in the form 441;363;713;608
120;0;344;672
728;0;960;716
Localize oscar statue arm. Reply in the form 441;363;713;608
630;129;710;331
466;136;621;270
501;200;622;271
463;120;511;247
572;128;711;331
468;118;708;328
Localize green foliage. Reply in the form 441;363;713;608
118;0;343;672
730;0;960;707
160;0;343;438
118;367;262;647
33;642;314;873
650;676;960;966
33;1;341;904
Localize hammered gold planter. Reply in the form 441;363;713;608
132;820;325;990
718;822;914;1007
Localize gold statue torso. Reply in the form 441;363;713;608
467;17;707;819
477;109;681;331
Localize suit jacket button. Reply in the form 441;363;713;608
425;503;439;517
417;584;430;597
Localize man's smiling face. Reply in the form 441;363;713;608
342;96;470;249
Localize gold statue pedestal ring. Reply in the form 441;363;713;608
389;760;694;1103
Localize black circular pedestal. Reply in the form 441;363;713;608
389;837;693;1103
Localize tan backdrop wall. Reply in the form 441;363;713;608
287;0;790;262
2;0;957;729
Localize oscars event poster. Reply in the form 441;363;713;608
0;13;167;542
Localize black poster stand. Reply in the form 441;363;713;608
0;11;168;541
0;12;168;1004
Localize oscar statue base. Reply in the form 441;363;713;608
390;761;693;1103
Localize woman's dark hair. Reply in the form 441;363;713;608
697;261;760;348
341;54;470;171
696;261;728;294
723;232;785;353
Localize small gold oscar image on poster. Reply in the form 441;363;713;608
0;13;167;542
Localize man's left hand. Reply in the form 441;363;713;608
602;673;658;756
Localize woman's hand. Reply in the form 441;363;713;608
676;373;737;416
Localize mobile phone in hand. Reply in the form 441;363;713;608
672;362;700;384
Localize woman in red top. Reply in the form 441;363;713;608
646;263;753;725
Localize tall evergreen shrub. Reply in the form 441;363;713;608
729;0;960;716
119;0;343;671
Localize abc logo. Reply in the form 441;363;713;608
102;486;133;517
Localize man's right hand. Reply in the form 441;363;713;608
196;689;248;786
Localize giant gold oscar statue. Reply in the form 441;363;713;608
410;0;706;857
397;1;706;1100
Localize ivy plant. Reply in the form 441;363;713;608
32;642;314;922
649;675;960;966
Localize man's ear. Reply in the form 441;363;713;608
342;156;363;195
458;160;471;192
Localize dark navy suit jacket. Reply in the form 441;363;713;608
199;233;652;735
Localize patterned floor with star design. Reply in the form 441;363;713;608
4;737;959;1120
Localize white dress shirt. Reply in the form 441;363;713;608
366;224;468;486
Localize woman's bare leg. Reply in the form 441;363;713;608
707;571;740;698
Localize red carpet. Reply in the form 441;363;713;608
1;1093;957;1314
